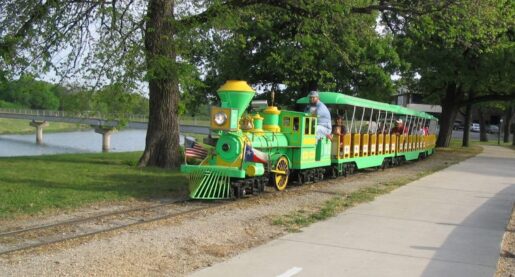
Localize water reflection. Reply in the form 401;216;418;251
0;130;187;157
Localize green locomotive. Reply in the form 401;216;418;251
180;80;438;199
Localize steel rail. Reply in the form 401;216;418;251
0;198;190;237
0;200;232;256
0;157;419;256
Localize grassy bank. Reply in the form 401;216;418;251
0;152;188;219
450;138;514;147
0;118;90;135
0;117;209;135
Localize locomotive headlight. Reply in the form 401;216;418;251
214;112;227;126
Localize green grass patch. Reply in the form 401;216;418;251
179;117;210;126
272;186;397;232
450;138;514;148
272;183;413;232
0;152;188;219
0;118;90;135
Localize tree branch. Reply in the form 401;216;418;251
178;0;312;28
351;0;457;16
458;93;515;106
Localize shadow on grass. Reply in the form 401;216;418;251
3;153;142;166
0;173;188;199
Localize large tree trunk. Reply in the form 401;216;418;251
503;104;513;143
138;0;181;169
478;106;488;142
436;84;460;147
462;103;472;147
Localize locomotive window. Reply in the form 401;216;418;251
293;117;299;131
283;117;291;127
304;118;310;135
311;118;316;134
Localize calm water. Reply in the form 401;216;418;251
0;130;187;157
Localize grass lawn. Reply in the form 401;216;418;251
0;118;90;135
0;152;188;219
450;138;515;150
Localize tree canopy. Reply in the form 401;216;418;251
392;0;515;146
1;0;513;165
185;1;400;107
0;75;59;109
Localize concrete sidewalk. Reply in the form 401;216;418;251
191;146;515;277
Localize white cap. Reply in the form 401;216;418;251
308;91;319;97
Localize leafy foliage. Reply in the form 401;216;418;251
392;0;515;146
0;75;59;109
1;0;512;164
185;1;401;106
0;77;149;117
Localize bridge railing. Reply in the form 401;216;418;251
0;108;213;126
0;108;149;122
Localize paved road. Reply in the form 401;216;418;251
451;129;502;141
191;146;515;277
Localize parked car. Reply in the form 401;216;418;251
453;121;463;130
471;123;480;132
487;125;499;134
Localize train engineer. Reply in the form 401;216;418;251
305;90;332;139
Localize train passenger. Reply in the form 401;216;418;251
368;121;378;133
391;119;408;135
332;115;346;135
305;91;332;139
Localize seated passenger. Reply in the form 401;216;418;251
305;91;332;139
332;115;346;136
368;121;378;133
391;119;407;135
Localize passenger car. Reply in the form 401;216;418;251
487;125;499;134
471;123;480;132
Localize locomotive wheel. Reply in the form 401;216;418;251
271;156;290;191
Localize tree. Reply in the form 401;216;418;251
189;2;400;106
0;75;60;109
1;0;465;168
91;83;149;115
503;103;513;143
393;0;515;147
53;84;94;112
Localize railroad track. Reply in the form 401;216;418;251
0;198;229;256
0;162;404;256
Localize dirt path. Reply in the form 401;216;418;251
0;147;492;276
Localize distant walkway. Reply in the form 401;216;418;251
192;146;515;277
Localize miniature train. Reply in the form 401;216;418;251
181;80;438;199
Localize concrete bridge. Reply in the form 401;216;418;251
0;108;210;151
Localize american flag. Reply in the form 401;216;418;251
184;137;208;160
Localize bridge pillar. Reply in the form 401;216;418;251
94;127;116;152
30;120;49;144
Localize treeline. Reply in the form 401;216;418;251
0;75;148;115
